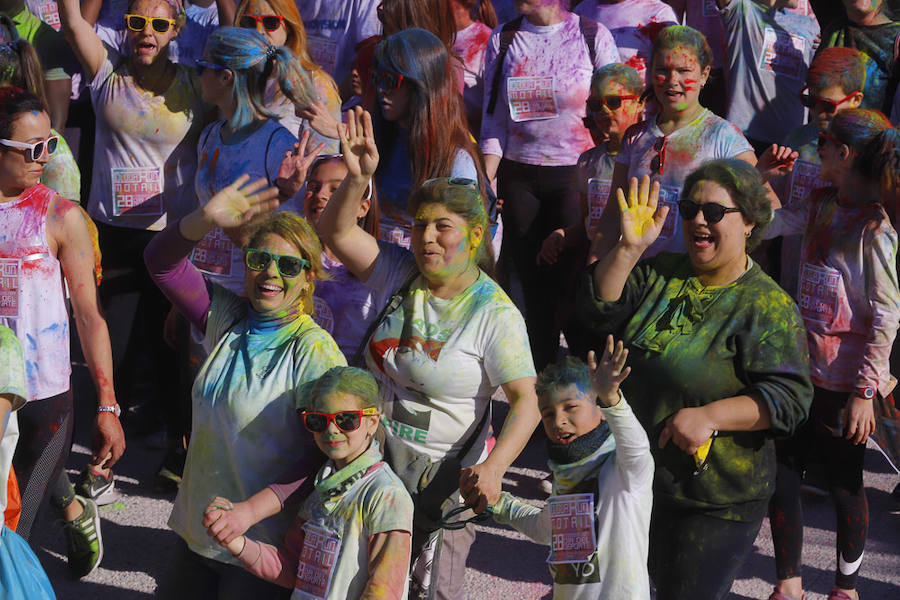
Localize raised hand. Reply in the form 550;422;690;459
201;175;281;230
757;144;798;179
276;130;327;199
617;175;668;251
587;335;631;407
339;106;379;179
296;98;342;140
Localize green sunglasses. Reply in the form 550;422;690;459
244;248;310;277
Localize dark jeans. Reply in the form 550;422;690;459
94;221;184;440
649;503;763;600
497;159;583;370
159;538;292;599
12;391;77;539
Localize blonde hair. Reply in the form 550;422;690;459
247;212;325;314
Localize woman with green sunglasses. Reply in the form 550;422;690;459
145;174;345;597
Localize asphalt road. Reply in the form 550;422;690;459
27;368;900;600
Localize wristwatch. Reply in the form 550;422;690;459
97;403;121;418
855;386;876;400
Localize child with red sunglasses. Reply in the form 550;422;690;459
207;366;413;600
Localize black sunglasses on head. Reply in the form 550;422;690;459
678;199;742;224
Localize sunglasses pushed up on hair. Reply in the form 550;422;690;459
238;14;284;32
244;248;310;278
301;408;379;433
677;199;742;224
124;14;177;34
0;135;59;161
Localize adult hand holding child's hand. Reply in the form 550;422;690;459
203;496;255;548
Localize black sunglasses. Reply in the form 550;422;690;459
238;14;284;32
244;248;310;277
370;69;404;90
678;199;742;224
586;94;639;112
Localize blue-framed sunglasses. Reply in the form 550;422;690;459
244;248;310;277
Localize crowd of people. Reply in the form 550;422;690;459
1;0;899;599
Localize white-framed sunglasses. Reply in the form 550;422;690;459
0;135;59;161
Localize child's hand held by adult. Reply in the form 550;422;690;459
460;462;502;514
203;496;256;546
617;175;667;252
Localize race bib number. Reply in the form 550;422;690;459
191;229;234;276
798;263;841;325
111;167;163;217
548;493;596;564
760;26;807;80
36;0;61;30
587;178;612;236
508;77;558;122
307;36;338;76
295;523;341;600
0;259;19;318
788;160;827;207
312;296;334;334
655;185;681;241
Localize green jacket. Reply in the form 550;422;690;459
578;253;813;522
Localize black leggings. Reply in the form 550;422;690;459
649;503;763;600
11;391;77;540
768;386;868;590
497;159;584;370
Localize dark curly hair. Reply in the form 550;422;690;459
681;159;772;251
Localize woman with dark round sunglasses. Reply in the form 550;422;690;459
581;161;814;599
145;175;345;598
760;108;899;600
591;26;791;266
230;0;343;154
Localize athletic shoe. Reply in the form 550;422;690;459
153;444;186;493
767;587;807;600
64;496;103;579
75;467;118;506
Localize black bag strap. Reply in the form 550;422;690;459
486;15;598;116
486;16;524;116
351;271;418;367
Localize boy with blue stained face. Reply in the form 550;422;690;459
488;336;654;600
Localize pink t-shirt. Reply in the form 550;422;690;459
480;12;619;166
574;0;678;82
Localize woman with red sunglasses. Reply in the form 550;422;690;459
145;177;345;597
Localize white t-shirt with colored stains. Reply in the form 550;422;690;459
576;144;618;239
364;248;536;462
87;45;204;230
480;12;619;166
573;0;678;82
616;108;753;256
454;21;493;131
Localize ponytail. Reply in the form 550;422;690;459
855;128;900;224
0;38;47;108
267;45;317;114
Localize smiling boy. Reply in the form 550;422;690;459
489;337;654;599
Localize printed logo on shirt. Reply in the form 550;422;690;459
191;228;234;276
307;36;338;75
382;399;431;444
111;167;164;217
295;522;342;600
36;0;62;30
655;185;680;241
507;77;559;122
0;258;19;318
312;296;335;334
798;262;841;325
587;178;612;236
759;26;807;80
304;19;347;32
548;493;597;565
789;160;827;207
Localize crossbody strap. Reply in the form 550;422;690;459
351;271;418;367
486;16;524;116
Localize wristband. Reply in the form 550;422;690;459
97;403;121;418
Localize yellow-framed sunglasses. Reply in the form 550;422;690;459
124;14;177;34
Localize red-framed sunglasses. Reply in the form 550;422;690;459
799;89;857;115
238;14;284;32
301;408;379;433
817;130;846;150
370;69;404;90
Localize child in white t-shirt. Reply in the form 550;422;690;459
211;366;414;600
489;337;654;600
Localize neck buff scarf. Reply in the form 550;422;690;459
547;421;615;496
246;303;305;334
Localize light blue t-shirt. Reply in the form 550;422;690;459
721;0;820;144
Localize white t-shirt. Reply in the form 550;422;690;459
169;285;346;564
364;248;536;462
720;0;819;144
454;21;493;131
190;119;299;296
480;13;618;166
296;0;382;87
616;109;753;255
87;45;205;230
573;0;678;82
